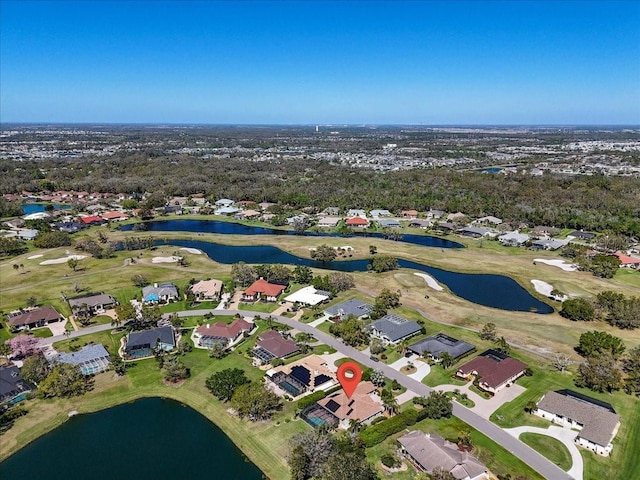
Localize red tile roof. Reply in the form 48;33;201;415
244;278;286;297
102;211;129;220
345;217;369;226
80;215;103;224
196;318;252;340
257;331;299;358
458;354;527;390
614;252;640;265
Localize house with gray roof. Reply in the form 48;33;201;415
398;430;488;480
55;344;111;375
124;326;176;359
369;314;422;345
214;198;234;207
567;230;597;241
318;216;341;228
474;216;502;226
377;218;401;228
325;300;372;322
68;293;118;315
498;231;530;247
346;209;367;218
458;226;495;239
0;365;32;405
370;209;391;217
409;334;476;361
531;239;568;251
142;283;179;304
535;390;621;456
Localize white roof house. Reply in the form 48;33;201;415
284;286;331;306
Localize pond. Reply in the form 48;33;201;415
22;203;71;214
159;238;553;314
0;397;264;480
119;219;465;249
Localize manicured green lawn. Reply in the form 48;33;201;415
422;364;468;387
30;328;53;338
238;302;278;313
520;432;572;472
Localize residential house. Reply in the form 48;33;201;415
369;314;422;345
102;211;129;221
434;222;456;233
79;215;104;226
377;218;401;228
215;206;240;216
123;326;176;359
370;209;391;217
458;226;494;239
194;318;254;348
398;430;488;480
0;366;32;405
345;217;369;228
215;198;235;207
253;330;299;365
567;230;597;241
409;334;476;361
457;349;528;393
318;217;341;228
325;300;373;322
535;390;620;456
242;278;286;302
346;209;367;218
498;231;530;247
446;212;467;222
68;293;118;316
426;209;445;219
267;355;336;398
284;286;331;306
14;229;39;241
258;202;276;211
474;216;503;226
530;239;568;251
401;210;419;219
235;209;261;220
55;221;85;233
286;214;308;226
189;279;224;302
55;344;111;375
142;283;179;304
532;226;561;238
408;219;433;229
6;306;64;331
315;381;384;429
164;205;183;215
613;252;640;269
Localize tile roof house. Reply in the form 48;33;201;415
215;198;234;207
325;300;373;321
267;355;336;398
535;390;621;456
194;318;254;348
79;215;105;225
457;349;528;393
101;211;129;221
0;365;33;405
409;334;476;361
613;251;640;269
142;283;179;304
401;210;419;218
55;344;111;375
345;217;369;228
316;381;384;429
498;231;530;246
474;216;503;226
253;330;299;364
68;293;118;315
189;279;224;301
7;306;65;331
318;216;342;228
124;326;176;359
398;430;488;480
369;314;422;345
242;278;286;302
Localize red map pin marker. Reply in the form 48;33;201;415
337;361;362;399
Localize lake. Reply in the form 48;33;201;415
119;219;465;249
159;238;553;314
0;398;264;480
22;203;71;214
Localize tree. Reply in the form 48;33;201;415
439;352;454;369
6;335;41;358
369;245;377;254
375;289;402;309
369;338;385;356
20;352;51;384
418;391;453;419
231;382;282;421
111;354;126;376
162;356;190;383
589;254;621;279
551;353;572;373
0;343;10;359
38;363;91;398
115;301;136;325
168;314;185;330
288;444;309;480
524;400;538;414
206;368;250;402
319;452;378;480
289;430;335;479
33;231;72;248
329;315;370;347
177;337;192;355
622;346;640;396
231;262;258;286
311;244;337;263
131;273;149;287
429;467;456;480
560;298;595;322
267;264;292;284
327;272;355;293
370;369;386;387
575;356;622;393
577;330;626;359
494;336;510;354
292;265;313;284
368;255;399;273
606;296;640;330
12;264;19;273
67;257;79;272
292;217;309;234
479;322;497;341
208;342;227;359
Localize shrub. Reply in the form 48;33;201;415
380;454;400;468
359;408;419;447
297;390;328;410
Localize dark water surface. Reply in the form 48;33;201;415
0;397;264;480
22;203;71;214
162;238;553;314
119;219;465;249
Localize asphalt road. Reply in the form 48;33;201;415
44;308;573;480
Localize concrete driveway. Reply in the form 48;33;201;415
436;382;525;419
388;356;431;381
47;320;68;336
505;425;583;480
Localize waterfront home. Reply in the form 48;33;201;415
369;314;422;345
345;217;369;228
315;381;384;429
0;365;32;405
531;226;561;238
456;349;527;393
498;231;530;246
267;355;336;398
68;293;118;316
535;390;620;456
242;278;286;302
101;211;129;221
214;206;240;216
253;330;299;365
434;222;456;233
325;300;372;322
142;283;179;304
408;219;433;229
409;333;476;362
530;239;568;251
474;216;503;226
215;198;234;207
458;226;494;239
398;430;488;480
317;216;341;228
284;286;331;306
55;344;111;375
7;306;64;331
193;318;254;348
426;209;445;219
79;215;105;225
189;279;224;302
123;326;176;359
377;218;401;228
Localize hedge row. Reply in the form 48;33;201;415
297;390;328;410
359;408;419;447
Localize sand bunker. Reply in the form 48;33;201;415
533;258;578;272
531;279;568;301
27;254;43;259
180;247;202;255
152;256;182;263
40;255;86;265
414;272;444;291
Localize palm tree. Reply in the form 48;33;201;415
440;352;454;369
396;340;409;356
383;397;399;416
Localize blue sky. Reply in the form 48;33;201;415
1;0;639;124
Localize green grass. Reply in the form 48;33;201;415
614;268;640;288
422;364;468;387
238;302;278;313
30;328;53;338
520;432;572;472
